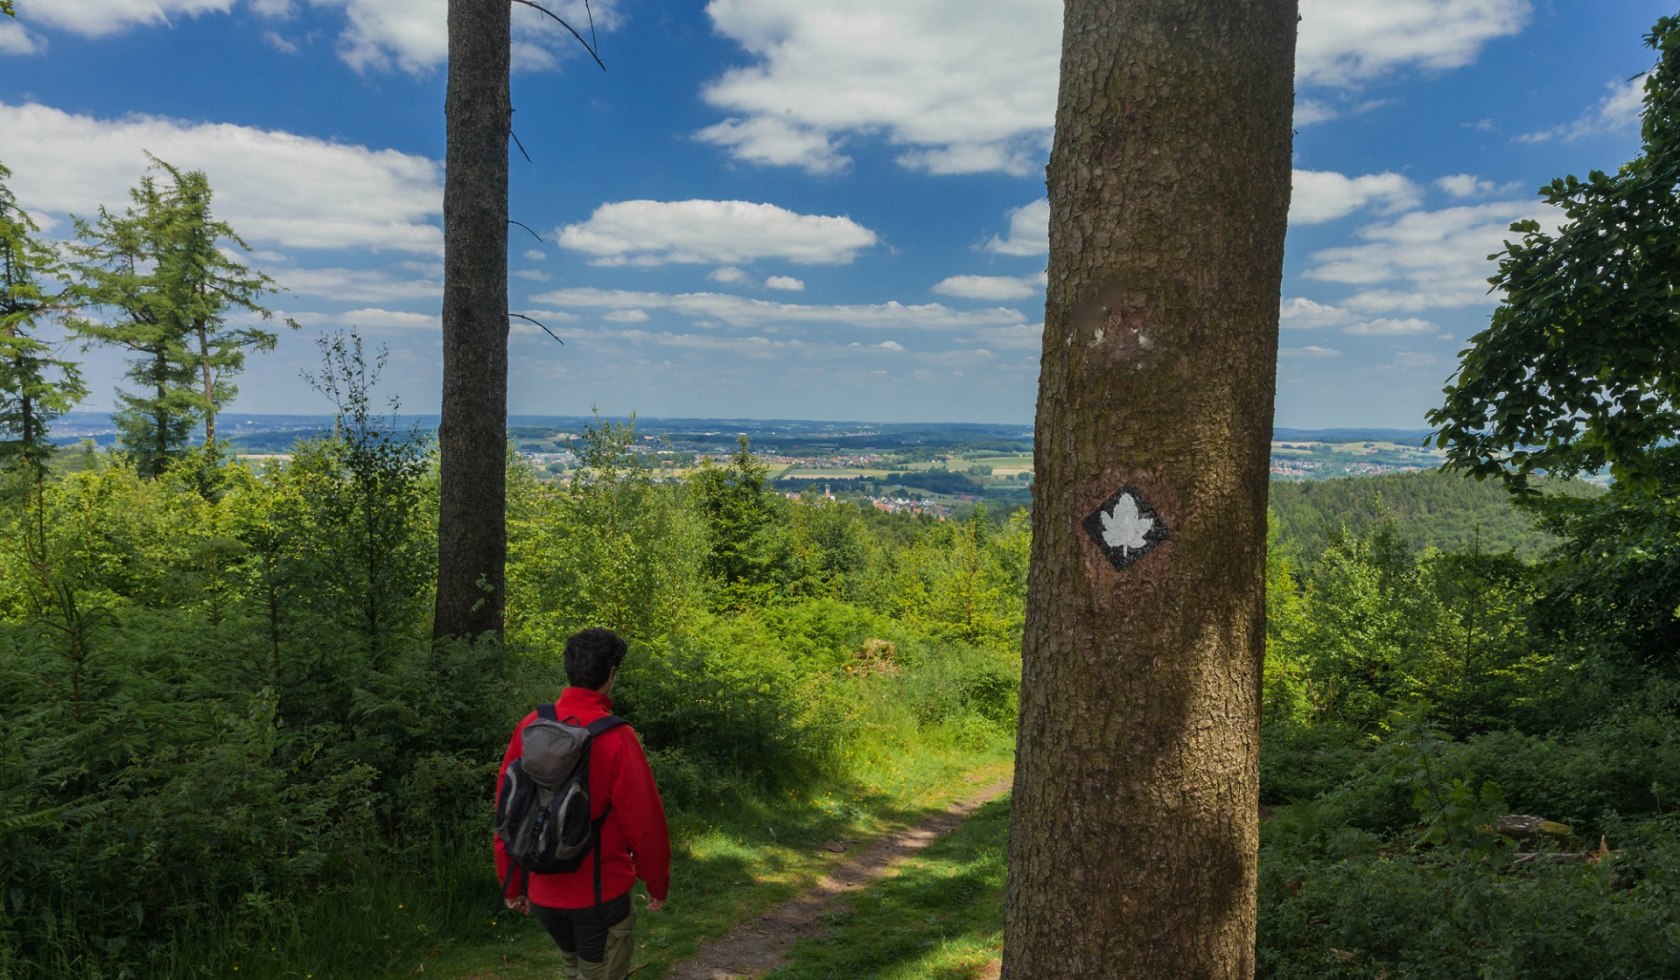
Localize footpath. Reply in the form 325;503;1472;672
661;774;1014;980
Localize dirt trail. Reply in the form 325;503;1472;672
661;773;1014;980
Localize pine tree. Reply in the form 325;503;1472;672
0;160;84;471
67;157;288;475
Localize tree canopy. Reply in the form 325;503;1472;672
66;157;285;474
1;161;84;470
1429;16;1680;491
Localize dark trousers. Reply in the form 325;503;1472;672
532;891;635;978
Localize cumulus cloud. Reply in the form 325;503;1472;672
13;0;236;39
312;0;623;75
339;307;440;330
1297;0;1531;88
1281;298;1438;336
984;199;1049;257
0;19;43;54
700;0;1060;176
1279;297;1357;330
604;309;650;323
1291;169;1423;224
273;266;441;304
878;340;904;351
1282;345;1342;357
765;275;804;291
1517;73;1647;143
697;1;1529;177
932;274;1041;301
963;322;1042;350
530;286;1027;332
1434;173;1518;198
709;266;749;285
555;200;877;267
1345;317;1438;335
0;102;442;254
695;116;851;176
523;249;547;261
1304;200;1540;311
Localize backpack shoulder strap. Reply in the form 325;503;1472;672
585;715;627;737
535;702;558;722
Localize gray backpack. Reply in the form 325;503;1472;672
494;704;625;902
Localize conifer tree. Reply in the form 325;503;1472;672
0;160;84;471
67;157;288;475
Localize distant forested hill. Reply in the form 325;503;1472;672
1268;470;1600;560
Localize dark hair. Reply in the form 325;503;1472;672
564;627;627;690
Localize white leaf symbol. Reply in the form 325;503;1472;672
1100;493;1153;556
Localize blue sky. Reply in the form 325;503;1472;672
0;0;1670;427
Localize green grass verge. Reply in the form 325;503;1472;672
766;795;1009;980
416;740;1013;979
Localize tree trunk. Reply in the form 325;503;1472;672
435;0;511;642
197;319;216;443
1003;2;1295;977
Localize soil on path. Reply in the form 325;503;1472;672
661;774;1014;980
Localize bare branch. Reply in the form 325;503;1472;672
508;219;544;243
510;312;564;345
511;0;606;71
511;127;533;163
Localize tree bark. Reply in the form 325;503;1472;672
1003;2;1295;977
436;0;512;642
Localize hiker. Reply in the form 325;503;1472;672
494;627;671;979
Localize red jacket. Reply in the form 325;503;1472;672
494;687;671;908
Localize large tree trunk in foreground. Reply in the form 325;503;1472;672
1003;1;1295;976
436;0;511;642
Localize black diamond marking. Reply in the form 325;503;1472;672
1083;484;1169;572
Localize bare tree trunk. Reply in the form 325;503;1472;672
196;319;216;443
436;0;511;642
1003;2;1295;977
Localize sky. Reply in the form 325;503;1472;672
0;0;1671;428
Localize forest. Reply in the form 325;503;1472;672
2;383;1678;975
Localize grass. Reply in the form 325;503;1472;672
767;795;1010;980
414;735;1014;979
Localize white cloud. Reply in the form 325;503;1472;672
1279;297;1356;330
309;0;623;75
14;0;236;39
1294;99;1338;126
700;0;1060;176
261;29;298;53
1434;173;1518;198
878;340;904;351
604;309;650;323
1291;169;1422;224
932;274;1041;301
1282;345;1342;357
984;199;1049;257
0;19;42;54
1297;0;1531;88
1517;73;1647;143
1304;200;1539;311
698;1;1528;178
0;102;442;254
339;307;440;330
695;116;851;176
1281;297;1438;336
1345;317;1438;336
523;249;546;261
764;275;804;291
963;322;1041;350
709;266;749;285
530;286;1027;332
274;266;441;304
555;200;877;267
1393;351;1438;367
513;269;550;282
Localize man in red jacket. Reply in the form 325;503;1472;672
495;628;671;979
